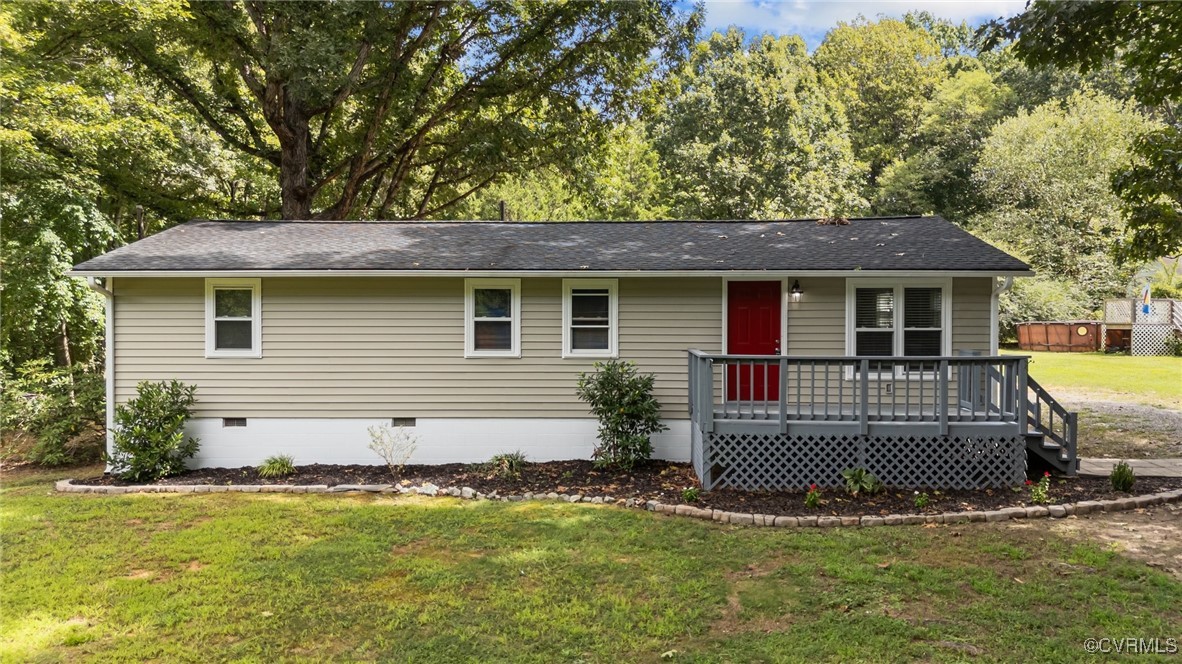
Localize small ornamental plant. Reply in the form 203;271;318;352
1110;460;1136;493
1027;471;1051;504
681;487;700;503
913;491;930;509
256;454;296;478
804;483;821;509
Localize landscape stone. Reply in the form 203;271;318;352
861;516;884;527
774;516;798;527
418;483;438;497
1047;505;1067;518
461;487;475;499
729;513;755;526
797;516;818;527
817;516;841;528
1025;506;1049;518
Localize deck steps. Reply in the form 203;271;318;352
1024;376;1079;475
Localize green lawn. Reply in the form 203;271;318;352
1003;350;1182;409
3;467;1180;662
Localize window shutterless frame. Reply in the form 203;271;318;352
562;278;619;359
464;278;521;358
204;278;262;358
844;278;952;379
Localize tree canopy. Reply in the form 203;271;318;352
984;0;1182;260
24;0;694;220
652;29;865;219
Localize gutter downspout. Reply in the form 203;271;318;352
87;277;114;469
990;276;1013;355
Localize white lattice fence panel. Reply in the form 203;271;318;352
701;433;859;491
699;432;1025;490
862;435;1025;489
1132;325;1172;356
1104;299;1133;325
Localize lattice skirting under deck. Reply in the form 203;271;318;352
697;431;1026;491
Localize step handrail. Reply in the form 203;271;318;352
1026;375;1078;469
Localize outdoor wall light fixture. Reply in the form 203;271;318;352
790;280;803;302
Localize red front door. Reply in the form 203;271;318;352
726;281;781;401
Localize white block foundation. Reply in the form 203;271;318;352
183;417;691;468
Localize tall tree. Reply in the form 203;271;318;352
813;17;943;185
1;7;259;368
983;0;1182;260
875;68;1014;221
651;29;865;219
972;91;1157;307
29;0;693;220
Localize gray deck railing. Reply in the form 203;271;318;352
687;350;1029;436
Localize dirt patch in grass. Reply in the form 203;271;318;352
1024;502;1182;581
1064;397;1182;459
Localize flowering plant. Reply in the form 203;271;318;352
804;483;821;508
1028;471;1051;504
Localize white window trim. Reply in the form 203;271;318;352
465;278;521;358
844;278;952;379
204;278;262;359
562;279;619;359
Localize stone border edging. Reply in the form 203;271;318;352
54;479;1182;528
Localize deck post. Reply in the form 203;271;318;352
938;359;949;435
779;356;788;434
703;358;715;434
1016;357;1028;434
859;359;869;436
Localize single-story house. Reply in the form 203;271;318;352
71;216;1078;489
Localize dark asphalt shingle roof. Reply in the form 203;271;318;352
72;216;1031;273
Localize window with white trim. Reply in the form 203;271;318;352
205;278;262;358
846;279;950;372
562;279;618;358
465;278;521;357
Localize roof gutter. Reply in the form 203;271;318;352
86;276;113;298
69;269;1036;279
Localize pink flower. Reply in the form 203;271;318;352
1044;471;1051;477
1025;480;1033;485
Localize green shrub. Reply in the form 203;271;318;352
1;360;105;466
681;487;700;503
575;360;667;470
1110;460;1136;493
1163;333;1182;357
841;467;883;496
487;450;527;479
257;454;296;478
107;380;199;482
913;491;930;509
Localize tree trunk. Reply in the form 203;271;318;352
277;101;314;219
58;319;76;404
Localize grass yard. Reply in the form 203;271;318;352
1004;350;1182;410
3;467;1181;662
1002;350;1182;458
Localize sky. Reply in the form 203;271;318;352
690;0;1027;48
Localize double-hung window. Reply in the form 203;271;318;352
562;279;618;358
846;279;950;374
205;278;262;358
465;279;521;357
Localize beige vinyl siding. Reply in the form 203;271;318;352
112;275;996;420
785;278;845;355
113;276;722;419
951;277;992;353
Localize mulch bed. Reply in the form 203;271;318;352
78;461;1182;516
